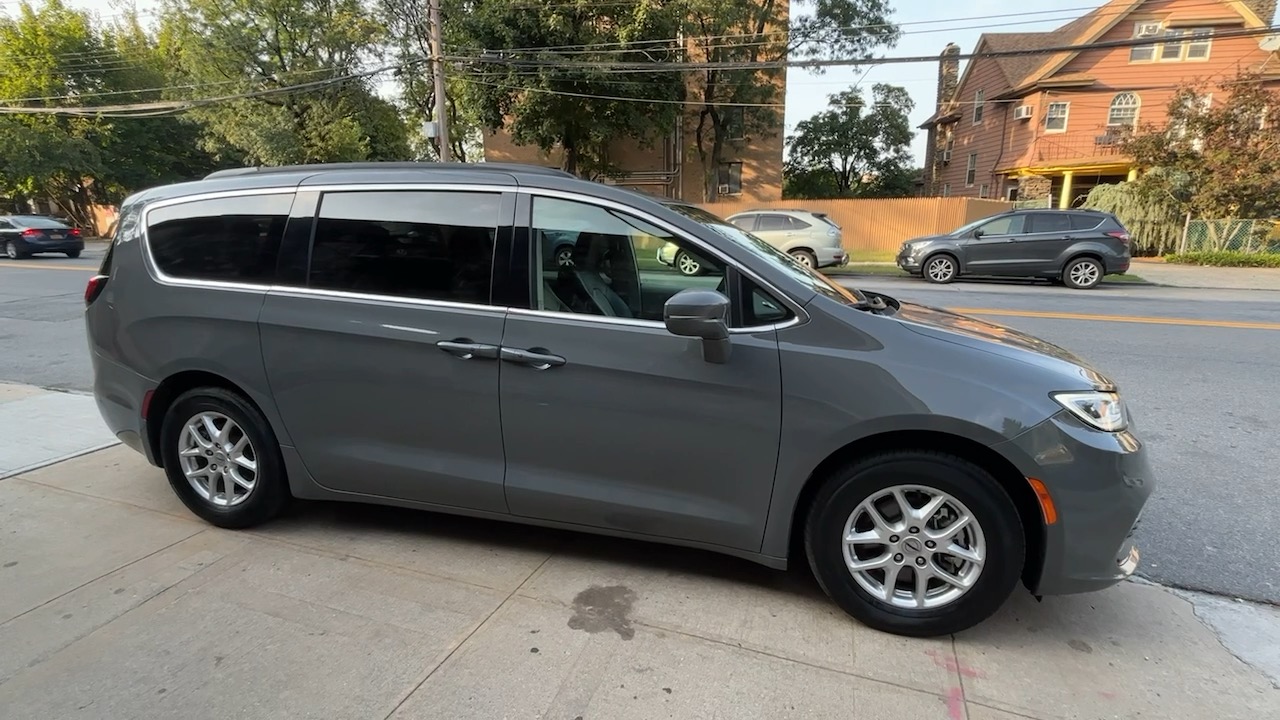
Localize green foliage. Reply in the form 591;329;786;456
159;0;410;164
1163;251;1280;267
683;0;899;201
1122;72;1280;220
782;83;915;199
453;0;685;178
1082;180;1183;256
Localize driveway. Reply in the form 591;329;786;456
1;446;1276;719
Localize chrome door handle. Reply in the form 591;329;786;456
500;347;566;369
436;339;500;360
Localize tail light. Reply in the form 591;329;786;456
21;228;39;237
70;228;82;237
1106;231;1131;245
84;274;108;304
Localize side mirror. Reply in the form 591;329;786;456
972;228;985;238
664;288;731;364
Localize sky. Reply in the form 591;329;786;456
33;0;1275;164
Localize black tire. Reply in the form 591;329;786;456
5;240;26;259
554;245;574;267
674;250;704;276
923;253;958;284
1062;257;1103;289
65;249;81;258
160;387;290;529
789;249;818;269
804;450;1024;637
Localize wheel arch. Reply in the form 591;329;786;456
146;370;273;469
922;249;960;274
785;429;1045;591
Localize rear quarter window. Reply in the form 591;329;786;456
146;194;293;283
1070;214;1104;231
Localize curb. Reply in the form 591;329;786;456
0;440;122;481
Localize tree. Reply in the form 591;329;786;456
1083;177;1184;256
158;0;411;165
782;83;914;199
1122;72;1280;221
454;0;686;178
682;0;899;201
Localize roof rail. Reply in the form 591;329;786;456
203;161;576;181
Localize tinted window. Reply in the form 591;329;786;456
13;216;69;229
0;219;13;230
309;190;499;304
744;280;790;325
1026;213;1073;234
729;216;755;230
756;215;791;232
978;215;1024;235
1070;213;1104;231
532;196;725;322
147;194;292;282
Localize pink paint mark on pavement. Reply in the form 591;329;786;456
925;649;986;679
946;686;966;720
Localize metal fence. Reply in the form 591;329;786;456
1180;219;1280;254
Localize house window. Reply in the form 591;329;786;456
717;162;742;195
973;89;984;123
1129;21;1162;62
978;184;990;198
1161;28;1213;61
1045;102;1069;132
1107;92;1140;127
724;107;745;140
942;184;951;197
965;153;978;186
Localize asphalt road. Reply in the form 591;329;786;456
2;248;1278;606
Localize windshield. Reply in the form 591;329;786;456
948;215;1004;237
663;203;865;306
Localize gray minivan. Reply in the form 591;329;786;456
86;162;1153;637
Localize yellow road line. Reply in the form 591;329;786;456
0;261;95;272
950;307;1280;331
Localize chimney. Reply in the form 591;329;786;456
1243;1;1278;24
937;43;961;110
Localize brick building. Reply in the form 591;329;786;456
921;0;1280;207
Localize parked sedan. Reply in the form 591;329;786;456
896;208;1132;289
1;214;85;259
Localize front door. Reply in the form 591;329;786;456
498;194;784;551
259;187;513;512
961;214;1026;274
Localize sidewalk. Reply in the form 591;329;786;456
1126;259;1280;291
1;441;1277;716
0;383;117;479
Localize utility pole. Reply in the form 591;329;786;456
428;0;451;162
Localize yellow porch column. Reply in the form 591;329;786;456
1127;167;1138;182
1058;171;1074;209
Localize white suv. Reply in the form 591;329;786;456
657;208;848;276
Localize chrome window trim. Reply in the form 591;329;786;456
268;286;509;315
508;306;800;335
515;186;811;328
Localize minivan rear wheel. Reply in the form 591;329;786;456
160;387;289;529
1063;257;1103;289
803;450;1024;637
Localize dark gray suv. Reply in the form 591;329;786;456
85;162;1153;637
896;208;1133;289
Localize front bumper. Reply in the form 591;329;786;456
994;411;1155;596
896;249;921;273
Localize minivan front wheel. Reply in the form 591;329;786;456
1063;257;1103;289
924;254;957;284
160;387;289;529
804;450;1024;637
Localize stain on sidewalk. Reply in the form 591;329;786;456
568;585;637;640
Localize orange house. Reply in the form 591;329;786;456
921;0;1280;208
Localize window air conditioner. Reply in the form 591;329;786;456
1013;105;1034;120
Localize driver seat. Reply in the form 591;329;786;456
568;233;632;318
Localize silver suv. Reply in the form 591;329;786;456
726;209;848;269
86;162;1153;637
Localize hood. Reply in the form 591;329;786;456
903;234;951;247
892;301;1115;390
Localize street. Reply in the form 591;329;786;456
3;248;1279;608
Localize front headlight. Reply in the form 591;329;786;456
1052;391;1128;432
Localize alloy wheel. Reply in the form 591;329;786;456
1068;260;1101;288
556;247;574;267
791;251;814;268
841;484;986;609
676;251;702;276
926;256;956;283
5;241;16;259
177;412;258;507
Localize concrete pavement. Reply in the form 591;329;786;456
1130;259;1280;291
1;439;1278;718
0;383;117;479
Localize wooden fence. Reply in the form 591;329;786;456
698;197;1015;259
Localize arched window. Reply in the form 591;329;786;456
1108;92;1140;127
